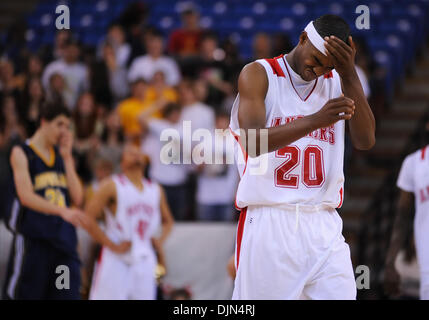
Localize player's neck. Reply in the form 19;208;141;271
123;169;144;190
29;130;52;151
285;49;300;76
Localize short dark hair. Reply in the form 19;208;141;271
39;101;71;123
313;14;350;44
162;103;181;118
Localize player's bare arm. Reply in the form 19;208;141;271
154;186;174;245
237;62;355;157
84;178;131;254
151;186;174;272
324;35;376;150
383;190;414;296
10;145;86;227
59;130;84;207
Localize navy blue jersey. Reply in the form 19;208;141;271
5;141;78;257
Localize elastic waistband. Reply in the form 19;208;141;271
248;203;335;213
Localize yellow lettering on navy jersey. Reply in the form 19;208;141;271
34;172;67;191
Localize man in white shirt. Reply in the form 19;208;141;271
178;80;215;132
128;29;181;87
196;111;238;221
141;103;190;221
385;145;429;300
42;39;89;109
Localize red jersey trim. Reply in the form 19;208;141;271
265;56;286;78
422;146;427;160
324;71;333;79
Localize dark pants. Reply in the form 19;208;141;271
162;184;188;221
197;203;234;221
3;234;81;300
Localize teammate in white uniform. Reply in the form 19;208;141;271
385;145;429;300
229;15;375;299
84;143;174;300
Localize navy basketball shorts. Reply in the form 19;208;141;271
3;233;81;300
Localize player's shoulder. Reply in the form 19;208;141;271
241;60;267;76
401;145;428;166
98;175;117;193
10;143;30;164
238;61;268;92
411;145;429;161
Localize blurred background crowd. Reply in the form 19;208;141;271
0;0;381;223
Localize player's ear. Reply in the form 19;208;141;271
298;31;307;46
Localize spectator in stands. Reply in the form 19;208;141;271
271;32;293;57
128;29;181;87
118;77;172;143
53;29;72;61
168;4;203;57
140;103;189;221
26;54;44;79
72;92;101;183
0;59;21;98
179;79;215;132
196;110;238;221
73;92;100;153
252;32;272;60
189;32;233;108
95;110;124;173
118;78;151;142
42;38;89;110
117;1;149;61
19;76;44;137
147;70;178;106
0;95;26;144
15;55;44;90
45;72;66;105
91;42;129;109
178;79;215;220
98;24;131;69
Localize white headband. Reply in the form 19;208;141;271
304;21;327;56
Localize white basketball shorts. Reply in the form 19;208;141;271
232;204;356;300
89;247;157;300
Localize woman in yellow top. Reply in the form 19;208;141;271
117;72;177;143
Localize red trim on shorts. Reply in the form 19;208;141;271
229;128;248;176
282;55;318;102
337;187;344;208
230;128;248;210
265;56;285;77
422;146;427;160
92;247;105;293
236;207;247;270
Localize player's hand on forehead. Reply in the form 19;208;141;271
323;35;356;78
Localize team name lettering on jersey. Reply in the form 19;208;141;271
126;202;154;216
33;172;67;190
271;116;335;145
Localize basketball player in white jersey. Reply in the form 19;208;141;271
229;14;375;299
385;145;429;300
84;143;174;300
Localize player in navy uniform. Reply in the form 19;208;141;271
3;102;86;299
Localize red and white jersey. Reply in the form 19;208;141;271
104;174;161;264
229;55;345;209
397;145;429;271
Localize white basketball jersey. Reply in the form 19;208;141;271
397;146;429;270
229;54;345;209
104;174;161;264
